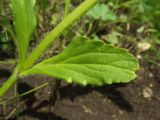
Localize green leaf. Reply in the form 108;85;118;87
21;37;139;86
104;31;122;45
10;0;37;64
87;3;116;21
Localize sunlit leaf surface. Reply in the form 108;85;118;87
21;37;139;86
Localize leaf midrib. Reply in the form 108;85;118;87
42;52;135;65
38;62;136;72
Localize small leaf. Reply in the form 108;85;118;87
10;0;37;64
87;3;116;21
102;31;122;45
21;37;139;86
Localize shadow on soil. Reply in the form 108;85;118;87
59;84;133;112
0;69;11;78
7;82;67;120
7;80;133;120
9;100;67;120
17;82;37;108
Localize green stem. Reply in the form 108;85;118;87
0;82;49;105
49;79;60;110
14;83;19;120
64;0;70;18
0;59;16;65
0;67;19;97
23;0;98;70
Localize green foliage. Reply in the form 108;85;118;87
104;32;122;45
87;3;116;21
138;0;160;30
21;37;139;86
37;0;48;12
0;0;139;98
10;0;37;65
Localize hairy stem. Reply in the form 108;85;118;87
23;0;98;70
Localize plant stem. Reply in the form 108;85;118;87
14;83;19;120
49;79;60;111
0;67;19;97
0;59;16;65
0;81;49;105
23;0;98;70
2;103;7;116
64;0;70;18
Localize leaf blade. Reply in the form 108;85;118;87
10;0;37;64
21;37;139;86
87;3;117;21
